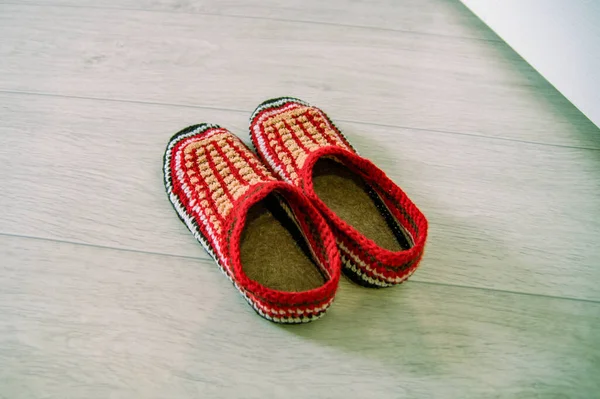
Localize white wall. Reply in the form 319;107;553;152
461;0;600;128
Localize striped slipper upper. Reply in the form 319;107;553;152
250;98;428;287
164;124;341;322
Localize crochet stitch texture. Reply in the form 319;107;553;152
250;98;428;287
164;124;341;322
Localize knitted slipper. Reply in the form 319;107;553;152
250;98;428;288
164;124;341;322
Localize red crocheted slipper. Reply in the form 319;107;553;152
250;98;428;288
164;124;341;322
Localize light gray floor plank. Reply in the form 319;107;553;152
0;0;498;40
1;93;599;301
1;235;598;399
2;1;600;396
1;4;598;148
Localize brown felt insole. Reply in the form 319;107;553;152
312;158;403;252
240;194;326;292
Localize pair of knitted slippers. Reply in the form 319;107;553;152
163;97;428;323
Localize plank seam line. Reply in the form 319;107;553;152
1;89;598;151
2;231;599;305
0;1;503;43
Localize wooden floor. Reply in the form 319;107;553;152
1;0;599;397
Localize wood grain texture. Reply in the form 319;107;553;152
1;235;599;399
1;3;598;148
2;1;600;397
0;0;498;40
1;93;599;301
